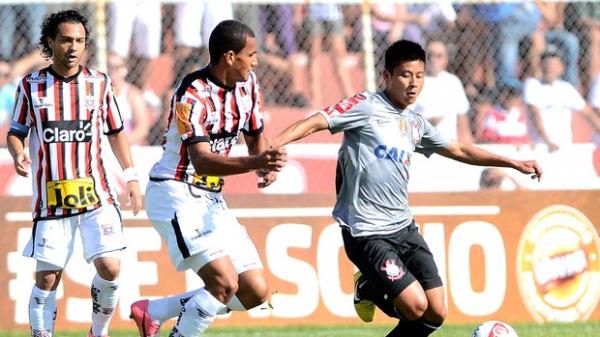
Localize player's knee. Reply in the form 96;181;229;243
428;304;447;325
208;275;239;302
244;278;270;309
398;297;428;321
95;263;120;281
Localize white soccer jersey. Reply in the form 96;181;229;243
150;66;263;184
10;66;123;220
319;91;449;237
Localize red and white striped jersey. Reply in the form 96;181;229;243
150;66;264;183
9;66;123;220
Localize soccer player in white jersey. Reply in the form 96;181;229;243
6;9;142;337
130;20;287;337
270;40;542;337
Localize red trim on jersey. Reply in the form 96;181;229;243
70;81;78;178
217;87;226;132
174;143;189;181
230;88;239;133
94;115;112;202
17;80;30;125
53;77;64;181
84;68;93;177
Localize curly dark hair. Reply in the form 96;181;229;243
38;9;90;59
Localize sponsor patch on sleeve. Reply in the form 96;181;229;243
175;102;192;136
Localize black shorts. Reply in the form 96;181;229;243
342;221;443;299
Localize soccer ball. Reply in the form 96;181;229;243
471;321;518;337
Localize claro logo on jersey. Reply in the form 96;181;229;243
42;120;92;143
516;205;600;322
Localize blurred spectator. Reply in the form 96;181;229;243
414;39;471;142
524;48;586;152
108;0;162;107
107;54;151;146
371;3;456;80
532;0;580;87
479;168;524;190
0;4;47;61
0;59;15;146
306;3;354;108
472;3;540;88
477;84;530;145
586;73;600;142
401;3;457;45
172;1;233;86
259;4;309;107
566;2;600;93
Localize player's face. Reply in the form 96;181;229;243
383;60;425;109
231;36;258;82
48;22;86;76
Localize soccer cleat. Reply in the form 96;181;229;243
87;328;109;337
353;271;376;323
130;299;161;337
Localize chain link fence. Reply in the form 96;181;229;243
0;0;598;148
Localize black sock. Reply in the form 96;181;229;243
385;318;442;337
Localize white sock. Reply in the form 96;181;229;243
29;286;57;337
91;275;120;337
148;290;198;323
169;288;226;337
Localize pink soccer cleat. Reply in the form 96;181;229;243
129;299;161;337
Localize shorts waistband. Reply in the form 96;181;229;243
150;174;224;193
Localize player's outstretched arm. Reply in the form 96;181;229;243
188;141;286;177
108;131;142;215
437;141;543;181
271;113;330;149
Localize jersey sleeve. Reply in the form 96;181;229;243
102;75;124;135
319;93;370;134
8;80;32;137
242;72;264;136
415;115;449;157
175;84;210;145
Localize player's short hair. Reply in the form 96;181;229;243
384;40;426;73
208;20;255;65
38;9;90;60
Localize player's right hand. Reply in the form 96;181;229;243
256;147;287;172
14;153;31;177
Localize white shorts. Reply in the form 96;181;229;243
145;179;262;272
109;0;161;58
23;205;125;268
174;1;233;48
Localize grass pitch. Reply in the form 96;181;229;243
1;322;599;337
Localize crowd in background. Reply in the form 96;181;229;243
0;1;599;151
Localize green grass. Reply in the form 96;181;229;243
1;322;599;337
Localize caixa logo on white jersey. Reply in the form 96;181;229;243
42;120;92;143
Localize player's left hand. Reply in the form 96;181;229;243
126;181;143;215
514;160;543;181
257;170;277;189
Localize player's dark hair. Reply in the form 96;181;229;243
209;20;255;65
384;40;426;73
39;9;90;59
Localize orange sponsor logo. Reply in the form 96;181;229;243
516;205;600;322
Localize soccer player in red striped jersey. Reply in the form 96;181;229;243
129;20;286;337
6;10;142;337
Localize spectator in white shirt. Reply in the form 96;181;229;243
414;39;472;142
587;73;600;143
524;47;586;151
